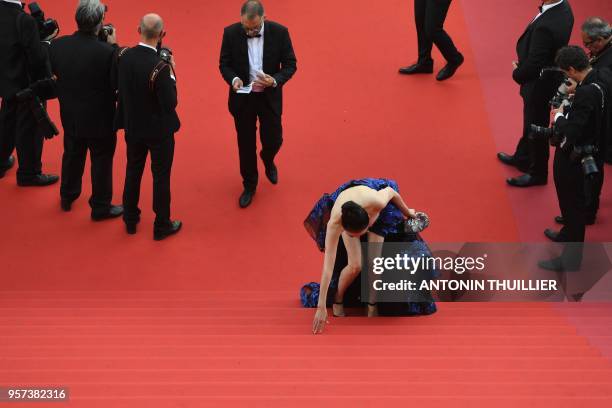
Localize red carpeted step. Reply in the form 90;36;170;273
0;344;602;359
4;368;612;384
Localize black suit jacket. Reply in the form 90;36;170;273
556;69;611;152
513;0;574;96
0;1;48;98
115;45;180;139
219;20;297;116
592;42;612;71
49;31;117;138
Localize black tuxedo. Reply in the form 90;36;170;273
116;45;179;229
413;0;462;65
512;0;574;178
554;69;610;245
591;42;612;163
0;1;50;181
219;20;297;191
49;31;118;213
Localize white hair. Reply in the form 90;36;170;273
75;0;105;32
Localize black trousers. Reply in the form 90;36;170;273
0;97;44;181
554;148;586;243
122;134;175;229
232;92;283;191
414;0;462;64
584;160;605;221
60;131;117;214
514;90;553;179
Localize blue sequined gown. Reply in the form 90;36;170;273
302;178;437;316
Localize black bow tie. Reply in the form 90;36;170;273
247;34;261;39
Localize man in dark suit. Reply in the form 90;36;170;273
116;13;182;241
539;46;610;271
398;0;464;81
49;0;123;220
219;0;297;208
498;0;573;187
0;0;58;185
582;17;612;164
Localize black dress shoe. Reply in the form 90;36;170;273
91;205;124;221
398;62;434;75
61;200;73;212
506;174;546;187
497;152;516;166
544;228;563;242
0;156;15;178
154;220;182;241
126;223;137;235
436;54;464;81
538;257;564;272
264;162;278;184
17;173;59;187
555;215;595;226
239;190;255;208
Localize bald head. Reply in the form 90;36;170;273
139;13;164;41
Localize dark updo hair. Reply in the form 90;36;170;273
341;201;369;233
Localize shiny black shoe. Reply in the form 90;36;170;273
436;54;464;81
17;173;59;187
125;223;137;235
538;257;565;272
0;156;15;178
61;200;73;212
264;162;278;185
154;220;182;241
497;152;518;166
555;215;595;226
506;174;546;187
91;205;124;221
239;190;255;208
398;62;434;75
544;228;563;242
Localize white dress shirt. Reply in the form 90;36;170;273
2;0;24;6
232;22;276;92
532;0;564;22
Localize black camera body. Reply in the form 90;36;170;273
571;145;600;177
98;24;114;43
158;46;173;64
529;124;565;147
28;2;59;40
15;78;59;140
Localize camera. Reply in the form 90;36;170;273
550;80;574;109
15;79;59;140
28;2;59;40
158;47;173;64
529;124;565;147
571;145;599;177
98;24;114;42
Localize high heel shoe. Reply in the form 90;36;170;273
332;302;346;317
367;302;378;317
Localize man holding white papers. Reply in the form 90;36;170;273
219;0;297;208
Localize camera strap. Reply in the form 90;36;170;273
590;82;605;111
149;61;171;92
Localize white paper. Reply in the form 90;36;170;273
236;83;253;94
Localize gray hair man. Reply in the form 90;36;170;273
49;0;123;219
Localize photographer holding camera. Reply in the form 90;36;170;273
49;0;123;220
115;13;181;241
539;46;610;271
0;0;58;186
582;17;612;164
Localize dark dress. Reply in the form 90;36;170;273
302;178;437;316
304;178;405;252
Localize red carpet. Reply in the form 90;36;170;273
1;0;611;406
